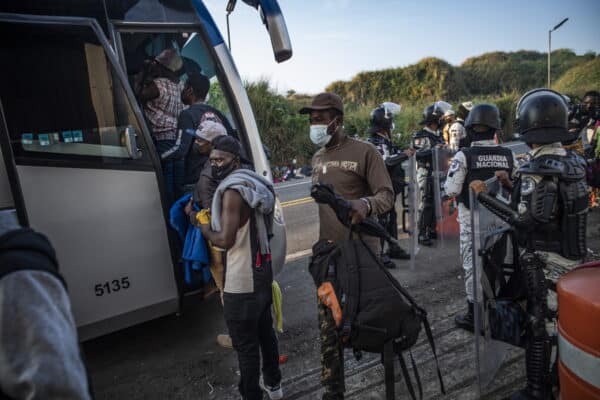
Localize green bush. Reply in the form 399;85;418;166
213;50;598;166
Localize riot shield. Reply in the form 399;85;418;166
469;177;513;396
432;146;455;248
401;154;419;270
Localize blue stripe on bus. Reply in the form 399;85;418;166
190;0;224;46
257;0;284;18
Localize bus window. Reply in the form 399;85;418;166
0;23;151;166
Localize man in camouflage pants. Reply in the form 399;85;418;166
318;301;345;396
300;92;394;399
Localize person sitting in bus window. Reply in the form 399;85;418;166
136;48;186;204
160;73;233;198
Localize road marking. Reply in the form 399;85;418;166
281;197;314;208
275;179;312;190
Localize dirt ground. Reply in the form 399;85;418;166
83;209;600;400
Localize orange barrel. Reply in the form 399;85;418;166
557;261;600;400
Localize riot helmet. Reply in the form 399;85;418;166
516;89;570;144
456;101;473;120
420;101;452;126
368;102;401;134
465;104;500;142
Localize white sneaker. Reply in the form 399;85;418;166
259;376;283;400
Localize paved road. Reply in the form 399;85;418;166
275;178;318;258
83;205;600;400
275;178;312;203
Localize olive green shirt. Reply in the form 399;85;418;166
312;135;394;246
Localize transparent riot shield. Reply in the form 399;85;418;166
432;146;455;248
470;177;513;396
401;154;419;270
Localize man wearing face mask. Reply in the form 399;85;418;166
193;136;283;400
300;92;394;400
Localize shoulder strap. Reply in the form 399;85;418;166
339;239;361;339
383;341;396;400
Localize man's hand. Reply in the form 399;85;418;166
470;180;487;195
184;198;193;216
348;199;368;225
404;148;416;157
495;170;513;189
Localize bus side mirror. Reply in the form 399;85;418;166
239;0;292;63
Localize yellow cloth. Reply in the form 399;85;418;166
272;281;284;333
196;209;225;301
196;208;211;225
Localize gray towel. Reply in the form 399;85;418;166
211;169;275;254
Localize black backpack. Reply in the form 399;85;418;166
309;233;445;400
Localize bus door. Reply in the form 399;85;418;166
0;15;180;340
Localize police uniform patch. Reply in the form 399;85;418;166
448;159;461;174
520;177;536;196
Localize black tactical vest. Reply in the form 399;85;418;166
458;146;514;208
516;154;588;259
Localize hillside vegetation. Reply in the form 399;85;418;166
236;49;599;167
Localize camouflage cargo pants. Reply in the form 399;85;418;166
318;298;345;400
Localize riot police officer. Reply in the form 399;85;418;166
367;103;411;266
412;102;449;245
471;89;588;400
443;104;517;331
448;101;473;152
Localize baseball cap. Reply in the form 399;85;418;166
299;92;344;115
195;120;227;142
155;49;183;72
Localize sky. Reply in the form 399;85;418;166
203;0;600;94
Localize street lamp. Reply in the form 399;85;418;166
548;17;569;88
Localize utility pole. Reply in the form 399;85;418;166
548;17;569;88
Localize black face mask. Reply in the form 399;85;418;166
212;161;237;181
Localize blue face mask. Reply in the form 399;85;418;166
309;119;337;147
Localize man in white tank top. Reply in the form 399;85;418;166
198;136;283;400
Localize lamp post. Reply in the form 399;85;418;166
548;17;569;88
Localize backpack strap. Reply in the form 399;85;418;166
383;341;395;400
397;349;418;400
420;313;446;395
339;239;360;339
409;350;423;400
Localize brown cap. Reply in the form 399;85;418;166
299;92;344;115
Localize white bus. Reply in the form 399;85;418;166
0;0;290;340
